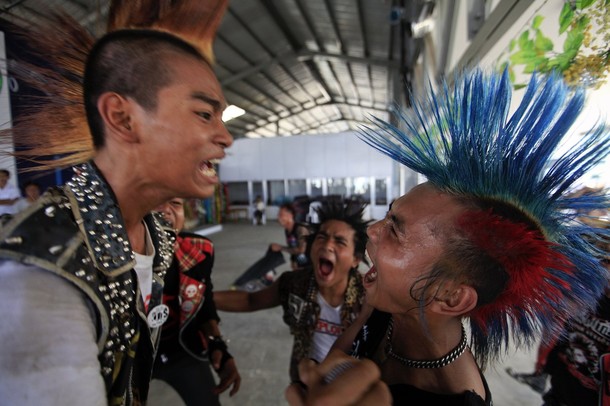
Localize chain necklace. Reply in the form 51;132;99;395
385;317;468;369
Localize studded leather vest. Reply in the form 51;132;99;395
0;162;174;405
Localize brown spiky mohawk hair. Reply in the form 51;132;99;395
106;0;228;64
1;0;228;171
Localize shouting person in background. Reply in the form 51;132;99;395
153;197;240;406
215;200;370;382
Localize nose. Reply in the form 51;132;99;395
367;220;382;241
217;123;234;150
322;238;335;252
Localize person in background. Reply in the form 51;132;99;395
270;202;311;271
0;1;232;404
215;200;370;382
317;69;609;405
253;195;265;225
152;197;240;406
508;212;610;406
541;234;610;406
0;169;21;217
13;180;42;213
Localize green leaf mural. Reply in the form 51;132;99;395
501;0;609;89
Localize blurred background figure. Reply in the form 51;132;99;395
152;198;241;406
215;200;370;383
0;169;21;217
253;195;265;226
269;203;310;271
13;181;42;213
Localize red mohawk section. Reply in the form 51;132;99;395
457;210;575;332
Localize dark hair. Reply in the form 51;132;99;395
306;200;371;262
0;169;10;177
22;180;41;190
83;29;208;147
279;203;296;217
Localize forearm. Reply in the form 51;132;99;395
214;290;254;312
202;319;222;337
215;282;280;312
0;198;18;205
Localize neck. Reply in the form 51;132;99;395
93;156;163;254
318;279;348;307
389;315;464;363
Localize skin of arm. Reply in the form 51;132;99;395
270;224;310;256
285;349;391;406
0;198;19;205
202;318;241;396
214;279;282;312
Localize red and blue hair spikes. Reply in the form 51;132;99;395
459;210;576;359
359;68;610;364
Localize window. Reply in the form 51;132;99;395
327;177;347;197
351;177;371;202
375;178;388;205
252;181;263;202
267;180;286;205
287;179;307;199
311;178;324;197
226;181;249;205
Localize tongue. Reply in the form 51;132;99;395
319;260;333;276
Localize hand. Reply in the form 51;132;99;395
270;243;283;252
285;350;390;406
211;351;241;396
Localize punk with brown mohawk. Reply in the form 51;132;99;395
0;1;231;404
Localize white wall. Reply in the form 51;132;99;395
219;131;397;220
220;131;393;182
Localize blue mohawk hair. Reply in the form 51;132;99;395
359;68;610;365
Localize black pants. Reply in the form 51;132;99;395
152;349;220;406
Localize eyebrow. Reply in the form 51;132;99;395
191;91;224;112
318;229;348;242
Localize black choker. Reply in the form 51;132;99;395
385;317;468;369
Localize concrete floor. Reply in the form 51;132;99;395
149;221;545;406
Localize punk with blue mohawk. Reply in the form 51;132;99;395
346;68;609;404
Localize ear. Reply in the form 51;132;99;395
96;92;138;143
431;284;478;316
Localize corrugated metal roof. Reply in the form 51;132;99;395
1;0;510;140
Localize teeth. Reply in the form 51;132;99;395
364;269;377;283
201;166;217;176
209;159;221;165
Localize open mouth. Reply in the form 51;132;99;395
200;161;218;177
318;258;334;277
363;265;378;285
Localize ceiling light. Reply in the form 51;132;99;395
222;105;245;122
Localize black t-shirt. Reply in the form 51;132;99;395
544;295;610;405
350;309;492;406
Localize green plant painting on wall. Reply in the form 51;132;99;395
501;0;609;89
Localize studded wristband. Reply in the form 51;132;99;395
207;336;233;372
